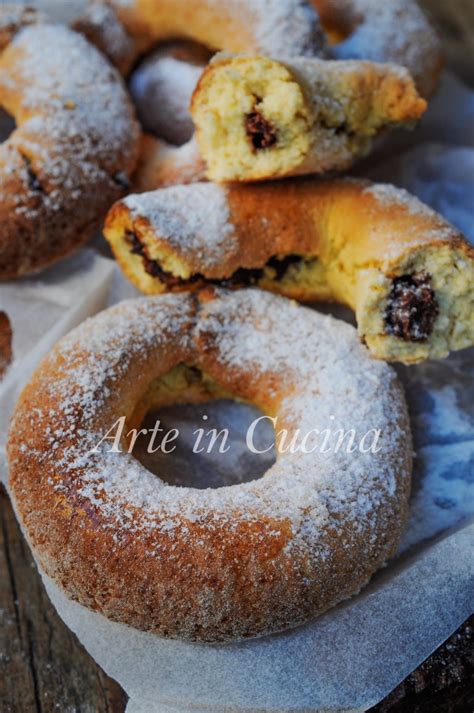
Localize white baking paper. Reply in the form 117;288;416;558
0;59;473;713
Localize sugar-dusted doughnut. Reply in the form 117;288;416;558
191;54;426;182
134;53;426;189
312;0;443;98
111;0;325;188
109;0;440;189
109;0;441;97
104;180;474;364
135;45;427;190
109;0;325;59
72;0;139;75
8;288;411;641
130;41;210;146
0;6;139;279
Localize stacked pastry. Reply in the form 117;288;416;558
100;0;472;367
4;0;474;644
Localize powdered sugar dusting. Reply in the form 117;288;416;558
73;0;137;73
111;0;324;56
363;182;458;237
130;47;204;145
327;0;441;96
251;0;324;56
124;183;238;268
12;290;410;554
0;22;138;224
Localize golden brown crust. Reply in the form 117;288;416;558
0;9;140;279
110;0;325;57
109;0;442;98
133;53;427;190
8;290;412;641
111;0;441;188
104;179;474;363
107;178;474;283
72;1;140;75
311;0;443;98
189;55;426;183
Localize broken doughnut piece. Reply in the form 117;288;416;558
191;55;426;181
105;179;474;364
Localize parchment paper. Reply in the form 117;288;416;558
0;48;473;713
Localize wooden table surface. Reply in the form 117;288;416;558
1;485;472;712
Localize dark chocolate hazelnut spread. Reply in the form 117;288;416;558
127;231;144;255
385;271;438;342
245;106;277;150
126;231;202;287
127;231;306;290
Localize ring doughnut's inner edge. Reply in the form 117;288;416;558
0;107;16;143
127;363;277;489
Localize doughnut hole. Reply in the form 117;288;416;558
311;1;357;44
130;364;276;488
0;108;16;143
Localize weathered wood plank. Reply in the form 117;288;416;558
369;616;473;712
0;485;128;713
2;477;472;712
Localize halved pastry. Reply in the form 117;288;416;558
104;179;474;364
190;55;426;182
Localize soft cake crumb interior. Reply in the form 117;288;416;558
114;219;473;364
356;246;474;362
193;57;312;181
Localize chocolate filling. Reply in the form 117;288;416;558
245;101;277;150
126;231;201;287
385;271;439;342
126;231;303;289
220;254;301;287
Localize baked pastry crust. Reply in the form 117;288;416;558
109;0;440;189
312;0;443;98
104;179;474;364
109;0;325;58
191;54;426;183
8;289;412;641
133;54;426;190
0;7;139;279
108;0;442;98
103;0;440;189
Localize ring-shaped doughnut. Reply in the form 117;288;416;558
104;179;474;364
0;7;139;278
312;0;443;98
107;0;440;188
8;288;412;641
